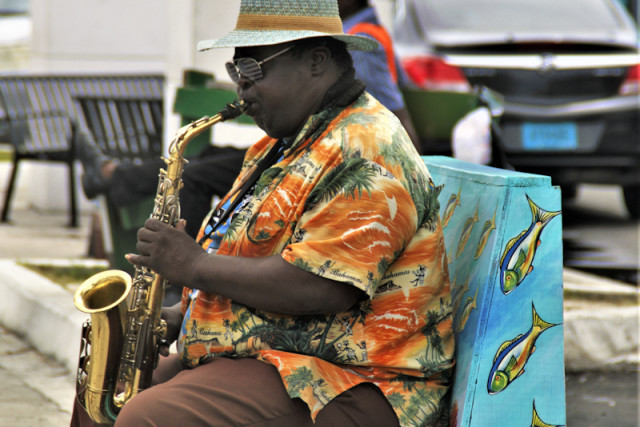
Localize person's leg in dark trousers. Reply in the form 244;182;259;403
70;354;185;427
180;147;247;238
107;158;166;208
95;146;245;238
114;356;400;427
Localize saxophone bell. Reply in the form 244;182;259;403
74;270;132;424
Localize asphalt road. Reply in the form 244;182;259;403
562;184;639;286
563;184;638;427
565;367;639;427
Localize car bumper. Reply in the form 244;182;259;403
505;95;639;119
498;95;639;186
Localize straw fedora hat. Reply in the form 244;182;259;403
197;0;378;52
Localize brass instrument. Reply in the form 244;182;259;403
74;100;246;424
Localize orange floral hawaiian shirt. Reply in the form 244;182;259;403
180;93;454;426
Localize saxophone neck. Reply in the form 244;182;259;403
170;99;246;159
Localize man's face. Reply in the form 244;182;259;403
233;43;319;140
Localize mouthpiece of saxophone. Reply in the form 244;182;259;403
220;99;247;121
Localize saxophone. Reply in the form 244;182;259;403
73;100;245;424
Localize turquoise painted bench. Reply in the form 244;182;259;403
423;156;565;427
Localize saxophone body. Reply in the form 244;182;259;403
74;100;245;424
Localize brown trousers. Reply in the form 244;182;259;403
71;354;400;427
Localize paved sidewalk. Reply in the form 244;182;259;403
0;208;88;426
0;206;637;426
0;325;75;427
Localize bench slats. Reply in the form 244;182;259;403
76;96;163;162
0;74;164;155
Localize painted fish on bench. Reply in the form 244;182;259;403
455;202;479;258
499;195;561;294
455;285;478;333
487;303;558;394
531;400;564;427
474;206;497;260
442;184;462;228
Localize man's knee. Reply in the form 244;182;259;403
113;391;156;427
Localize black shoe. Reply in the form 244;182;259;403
75;128;112;199
81;166;110;199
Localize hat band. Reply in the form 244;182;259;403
236;14;344;34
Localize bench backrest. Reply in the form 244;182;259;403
75;95;163;162
423;156;565;427
0;74;164;157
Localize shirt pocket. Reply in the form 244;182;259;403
244;171;308;248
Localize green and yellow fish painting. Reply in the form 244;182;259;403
499;195;561;294
474;206;497;260
455;202;479;258
456;285;478;333
531;400;564;427
442;184;462;228
451;273;469;315
487;303;558;394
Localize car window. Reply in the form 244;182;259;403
417;0;623;30
0;0;30;46
0;0;29;14
397;0;638;47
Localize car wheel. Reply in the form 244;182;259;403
622;185;640;220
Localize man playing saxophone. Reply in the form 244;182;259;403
72;0;453;426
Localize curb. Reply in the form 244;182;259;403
0;260;637;375
0;260;86;375
562;268;639;371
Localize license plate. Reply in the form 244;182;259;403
522;122;578;150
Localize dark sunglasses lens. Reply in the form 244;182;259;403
237;59;263;81
225;62;240;83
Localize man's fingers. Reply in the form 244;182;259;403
175;219;187;232
145;218;169;231
126;253;147;267
136;240;151;255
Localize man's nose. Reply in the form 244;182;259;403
236;73;254;89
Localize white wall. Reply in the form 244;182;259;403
29;0;167;73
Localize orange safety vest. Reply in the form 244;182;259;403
347;22;398;83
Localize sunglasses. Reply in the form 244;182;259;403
225;45;294;83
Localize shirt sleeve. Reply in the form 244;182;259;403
280;159;419;297
350;46;405;112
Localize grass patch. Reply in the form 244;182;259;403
0;144;13;162
18;262;109;291
564;288;639;307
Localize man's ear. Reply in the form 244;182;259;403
309;46;332;76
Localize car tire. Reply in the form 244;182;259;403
622;185;639;220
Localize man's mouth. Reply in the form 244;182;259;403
241;99;257;117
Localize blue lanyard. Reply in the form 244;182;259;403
197;139;286;246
